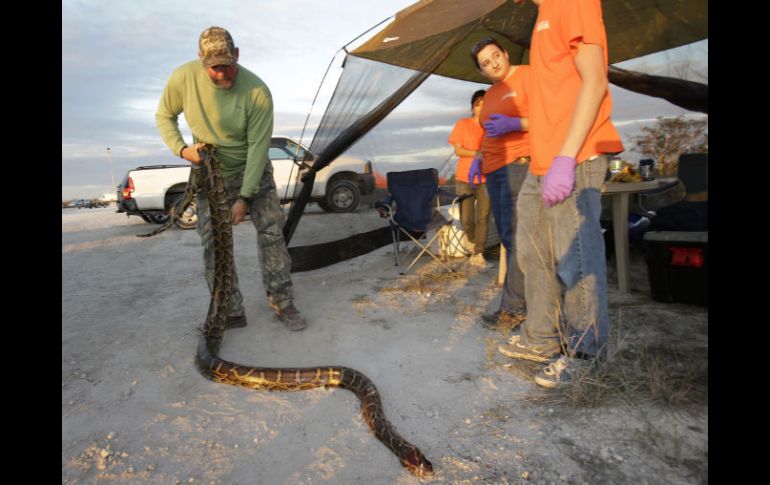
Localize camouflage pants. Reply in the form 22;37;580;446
195;160;294;317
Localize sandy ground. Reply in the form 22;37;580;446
62;204;707;484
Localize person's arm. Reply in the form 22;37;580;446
541;42;608;207
556;42;607;158
452;144;479;158
483;114;529;137
231;86;274;224
156;70;201;162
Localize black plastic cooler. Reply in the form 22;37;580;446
643;231;708;307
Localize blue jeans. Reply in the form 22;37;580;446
515;155;609;357
485;162;529;312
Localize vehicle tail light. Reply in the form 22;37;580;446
122;177;135;199
669;246;704;268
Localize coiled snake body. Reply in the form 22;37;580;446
142;147;433;478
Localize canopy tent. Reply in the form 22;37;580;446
351;0;708;111
283;0;708;251
355;0;708;71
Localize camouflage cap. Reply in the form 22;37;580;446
199;26;236;68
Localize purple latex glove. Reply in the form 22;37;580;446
542;155;577;207
468;156;483;188
483;114;523;137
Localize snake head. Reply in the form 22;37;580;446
401;449;433;478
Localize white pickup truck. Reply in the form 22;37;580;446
116;136;376;229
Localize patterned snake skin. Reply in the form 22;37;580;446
136;168;198;239
143;146;433;477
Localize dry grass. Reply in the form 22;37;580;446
378;264;466;294
547;335;708;409
420;269;469;281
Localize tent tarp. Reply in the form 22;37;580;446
352;0;708;84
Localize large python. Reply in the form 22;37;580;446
140;146;433;478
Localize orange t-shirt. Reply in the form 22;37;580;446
479;65;531;174
528;0;624;175
448;117;486;184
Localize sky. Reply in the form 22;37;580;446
62;0;708;200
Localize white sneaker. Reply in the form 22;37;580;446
469;253;487;267
534;356;587;388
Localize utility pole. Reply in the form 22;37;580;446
106;147;116;189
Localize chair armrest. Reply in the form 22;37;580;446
454;193;473;204
445;193;473;221
636;179;685;212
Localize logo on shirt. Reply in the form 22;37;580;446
502;91;518;100
536;20;550;32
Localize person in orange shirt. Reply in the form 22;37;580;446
448;90;490;266
499;0;625;388
469;37;531;328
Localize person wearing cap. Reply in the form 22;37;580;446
447;89;490;267
156;26;307;331
501;0;625;387
468;37;531;330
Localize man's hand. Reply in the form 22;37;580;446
231;199;248;225
483;114;522;137
181;142;207;164
468;156;483;188
542;156;577;207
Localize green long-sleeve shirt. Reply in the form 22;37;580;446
155;60;274;198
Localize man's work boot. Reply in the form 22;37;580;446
275;304;307;331
480;308;526;329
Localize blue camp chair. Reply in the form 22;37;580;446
375;168;470;275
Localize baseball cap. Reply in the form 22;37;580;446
199;26;236;68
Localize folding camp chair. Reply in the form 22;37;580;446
637;152;708;214
375;168;470;275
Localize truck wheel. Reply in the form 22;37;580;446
144;213;170;224
168;194;198;230
324;180;360;213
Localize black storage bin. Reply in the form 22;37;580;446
643;231;708;307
